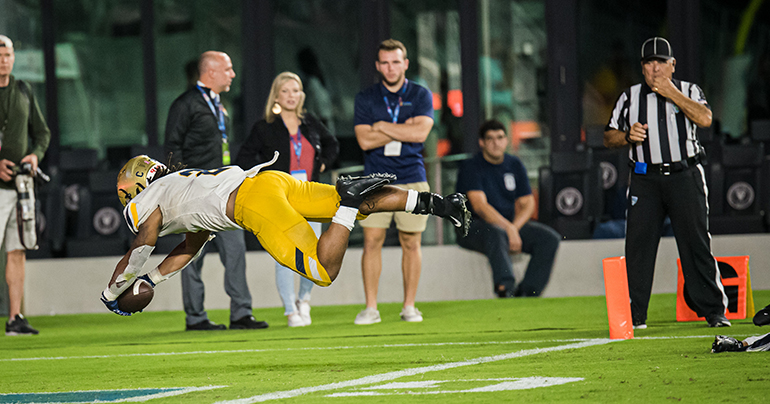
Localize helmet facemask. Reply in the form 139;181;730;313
117;155;167;206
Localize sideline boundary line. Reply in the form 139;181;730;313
214;338;612;404
1;335;722;363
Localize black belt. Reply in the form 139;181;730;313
629;155;700;175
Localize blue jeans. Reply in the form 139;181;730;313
275;221;320;315
457;220;560;296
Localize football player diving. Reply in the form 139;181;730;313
101;153;471;315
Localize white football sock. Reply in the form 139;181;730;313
405;189;418;212
332;206;358;231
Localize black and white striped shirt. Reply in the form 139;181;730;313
606;80;709;164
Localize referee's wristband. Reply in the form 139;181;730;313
625;131;633;144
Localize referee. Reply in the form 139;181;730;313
604;37;729;329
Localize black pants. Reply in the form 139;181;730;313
457;219;560;296
625;164;727;323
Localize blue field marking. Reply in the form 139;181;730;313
0;386;225;403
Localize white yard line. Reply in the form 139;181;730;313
0;338;590;362
213;339;612;404
0;335;722;363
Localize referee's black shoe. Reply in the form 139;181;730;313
754;304;770;326
336;173;395;208
705;313;731;328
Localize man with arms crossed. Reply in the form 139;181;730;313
353;39;435;324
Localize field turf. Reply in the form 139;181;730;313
1;290;768;403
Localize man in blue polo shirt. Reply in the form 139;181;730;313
456;120;560;298
353;38;434;324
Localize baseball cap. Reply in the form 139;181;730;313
641;37;673;62
0;35;13;49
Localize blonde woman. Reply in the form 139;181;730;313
235;72;338;327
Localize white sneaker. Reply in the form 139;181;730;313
354;307;381;325
400;306;423;322
287;312;306;327
296;300;311;325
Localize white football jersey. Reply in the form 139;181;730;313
123;166;246;236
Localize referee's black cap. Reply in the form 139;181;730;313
641;37;673;62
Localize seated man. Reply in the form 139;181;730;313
100;153;470;315
455;120;560;297
712;303;770;353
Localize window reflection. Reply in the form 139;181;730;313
53;0;145;155
274;0;361;166
155;0;242;147
479;0;548;180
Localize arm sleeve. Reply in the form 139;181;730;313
689;83;710;107
412;87;435;120
164;99;191;167
513;158;532;197
605;90;629;132
26;83;51;160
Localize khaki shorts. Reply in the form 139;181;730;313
0;188;23;252
359;181;430;233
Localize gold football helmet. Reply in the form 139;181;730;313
117;155;167;206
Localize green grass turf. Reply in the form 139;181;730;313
1;290;768;403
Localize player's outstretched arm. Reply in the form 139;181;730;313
155;231;212;278
100;208;162;315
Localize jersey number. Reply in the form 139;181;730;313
178;167;230;177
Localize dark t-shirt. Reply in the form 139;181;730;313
353;80;434;184
456;152;531;220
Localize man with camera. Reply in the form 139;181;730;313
0;35;51;336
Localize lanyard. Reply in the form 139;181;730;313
290;127;303;165
196;85;227;143
382;79;408;123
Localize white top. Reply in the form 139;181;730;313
123;166;246;236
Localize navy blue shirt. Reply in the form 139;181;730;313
456;153;532;220
354;80;434;184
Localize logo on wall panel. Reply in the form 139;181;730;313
63;184;80;211
555;187;583;216
599;161;617;190
727;181;755;210
94;207;122;235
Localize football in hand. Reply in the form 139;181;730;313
117;279;154;313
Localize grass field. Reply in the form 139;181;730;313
2;290;769;403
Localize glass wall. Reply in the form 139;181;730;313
479;0;548;179
578;0;664;130
53;0;145;155
701;0;770;139
154;0;243;148
0;0;46;117
391;0;460;159
273;0;361;166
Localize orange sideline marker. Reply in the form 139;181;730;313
676;256;754;321
602;257;634;340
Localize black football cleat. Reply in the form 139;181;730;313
753;304;770;326
336;173;396;208
413;192;471;237
711;335;744;353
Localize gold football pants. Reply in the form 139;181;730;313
233;170;361;287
